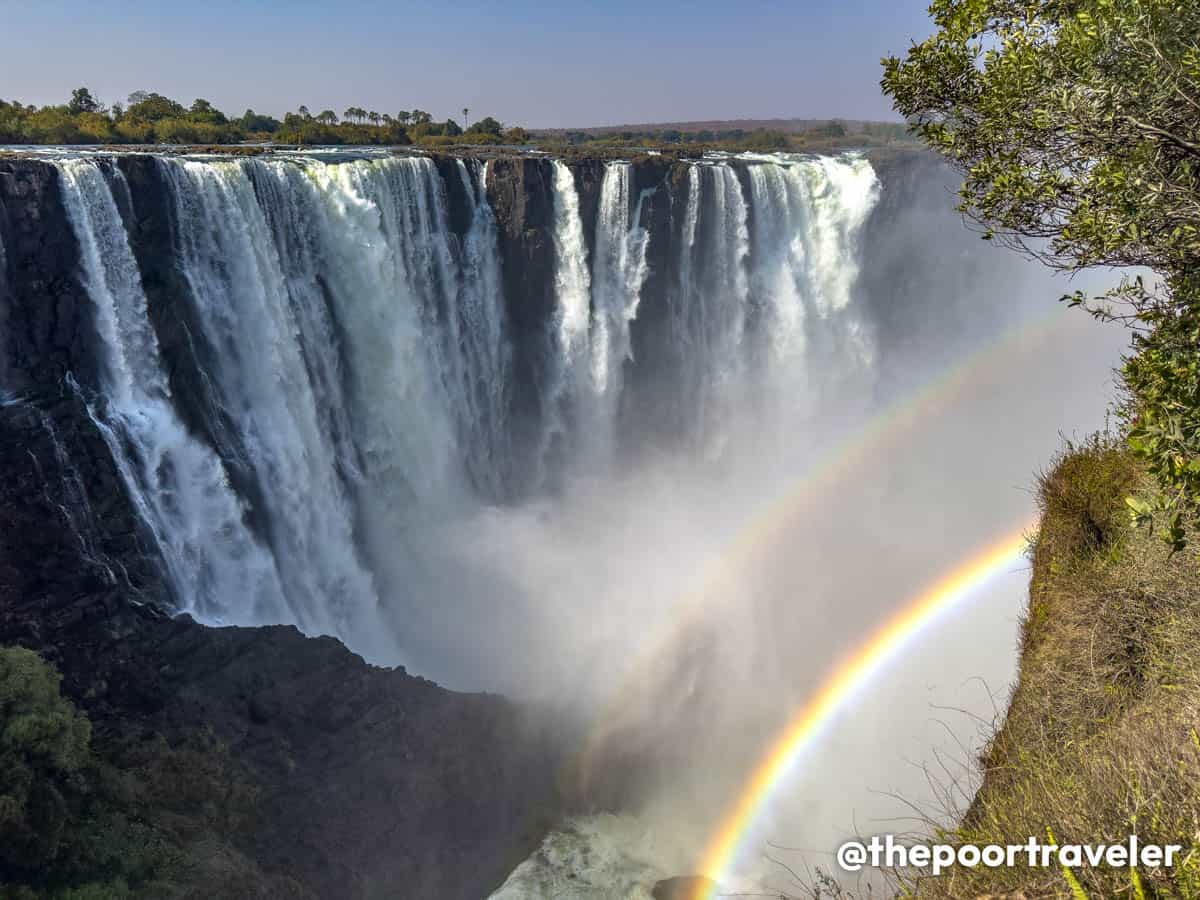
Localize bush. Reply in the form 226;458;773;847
0;648;174;896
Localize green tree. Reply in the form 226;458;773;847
317;109;338;125
467;115;502;135
125;92;185;122
68;87;100;115
0;647;90;867
188;98;227;125
882;0;1200;541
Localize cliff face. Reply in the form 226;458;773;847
913;439;1200;900
0;156;563;900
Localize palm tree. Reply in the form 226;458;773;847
343;106;356;123
462;107;469;131
368;111;382;126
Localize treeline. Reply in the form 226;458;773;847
0;88;527;147
536;119;913;152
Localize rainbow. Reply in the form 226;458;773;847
573;309;1074;787
689;526;1033;899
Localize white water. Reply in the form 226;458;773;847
55;159;287;623
541;159;594;475
586;161;653;463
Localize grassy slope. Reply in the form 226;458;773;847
914;437;1200;899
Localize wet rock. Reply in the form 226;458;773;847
653;875;719;900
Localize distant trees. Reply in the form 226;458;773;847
0;91;523;149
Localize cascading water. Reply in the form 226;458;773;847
55;158;288;624
540;159;594;475
49;148;883;664
586;161;653;463
671;161;751;454
743;154;878;390
158;157;385;646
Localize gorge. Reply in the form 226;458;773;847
0;147;1122;897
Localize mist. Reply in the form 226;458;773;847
394;165;1130;893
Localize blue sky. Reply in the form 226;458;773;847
2;1;936;128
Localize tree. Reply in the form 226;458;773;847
882;0;1200;543
125;92;185;122
240;108;280;133
396;110;411;125
368;110;382;125
189;98;227;124
317;109;338;125
467;115;502;135
67;87;99;115
0;647;90;867
443;118;463;137
297;104;311;118
410;109;432;125
462;107;469;131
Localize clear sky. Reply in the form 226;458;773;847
1;1;936;128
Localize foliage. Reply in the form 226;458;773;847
0;89;517;148
533;119;914;153
467;115;503;135
882;0;1200;537
0;648;173;897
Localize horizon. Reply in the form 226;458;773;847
0;1;929;128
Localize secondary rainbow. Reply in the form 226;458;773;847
689;525;1034;899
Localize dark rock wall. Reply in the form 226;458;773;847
485;156;558;475
0;160;101;396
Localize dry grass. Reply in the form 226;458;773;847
910;435;1200;899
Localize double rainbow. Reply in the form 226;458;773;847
565;310;1072;896
575;310;1067;785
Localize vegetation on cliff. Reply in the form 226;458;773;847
0;647;175;899
883;0;1200;544
901;437;1200;898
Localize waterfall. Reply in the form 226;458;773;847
541;159;593;473
743;153;878;372
41;149;880;657
672;162;751;451
588;161;652;461
158;157;382;643
54;158;288;624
